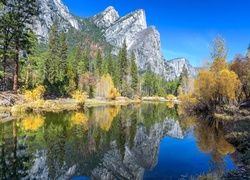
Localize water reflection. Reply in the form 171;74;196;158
194;121;235;176
0;103;236;179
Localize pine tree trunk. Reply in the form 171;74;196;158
13;48;19;91
2;56;6;91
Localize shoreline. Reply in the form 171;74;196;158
0;95;177;115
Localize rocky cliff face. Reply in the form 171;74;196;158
32;0;79;40
91;7;177;79
168;58;199;78
25;0;198;79
92;6;119;29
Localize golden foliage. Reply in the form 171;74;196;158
22;115;45;131
179;93;197;105
71;112;88;131
166;94;176;100
193;69;241;104
108;87;120;100
194;70;217;102
24;85;45;101
218;69;241;100
96;73;120;99
71;90;87;106
230;54;250;101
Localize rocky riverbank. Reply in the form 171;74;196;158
221;116;250;179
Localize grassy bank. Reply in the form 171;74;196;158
0;93;179;114
8;97;142;114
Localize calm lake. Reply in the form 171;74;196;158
0;103;237;179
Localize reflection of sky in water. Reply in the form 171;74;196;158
144;131;236;180
0;104;238;180
71;176;90;180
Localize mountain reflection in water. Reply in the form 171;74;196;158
0;103;236;179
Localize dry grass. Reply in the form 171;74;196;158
214;113;234;121
10;97;141;113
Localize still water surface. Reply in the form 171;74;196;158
0;103;236;179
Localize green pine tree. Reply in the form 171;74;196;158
45;19;60;85
83;47;91;72
101;58;108;75
1;0;38;91
130;51;139;94
113;61;119;89
107;54;114;76
59;31;68;81
74;46;85;76
95;49;102;75
88;85;95;98
21;30;38;88
0;13;15;90
143;65;153;96
118;40;129;96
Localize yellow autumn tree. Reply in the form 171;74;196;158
210;35;229;73
182;35;241;111
218;69;241;101
96;73;120;99
194;69;217;103
24;85;46;101
71;90;87;107
166;94;176;101
230;54;250;101
108;87;120;100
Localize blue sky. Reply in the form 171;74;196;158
62;0;250;67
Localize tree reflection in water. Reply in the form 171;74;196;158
0;103;237;179
194;118;236;176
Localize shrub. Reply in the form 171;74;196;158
166;94;176;100
134;94;141;100
107;87;120;100
24;85;46;101
71;90;87;107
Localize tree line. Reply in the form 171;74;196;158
0;1;182;99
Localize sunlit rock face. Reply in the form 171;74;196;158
129;26;175;79
23;0;199;79
32;0;79;40
91;7;199;79
92;7;176;79
101;9;147;50
168;58;200;78
92;6;120;29
0;0;199;79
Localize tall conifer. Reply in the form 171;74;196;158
59;31;68;81
1;0;38;90
130;51;138;93
95;49;102;75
